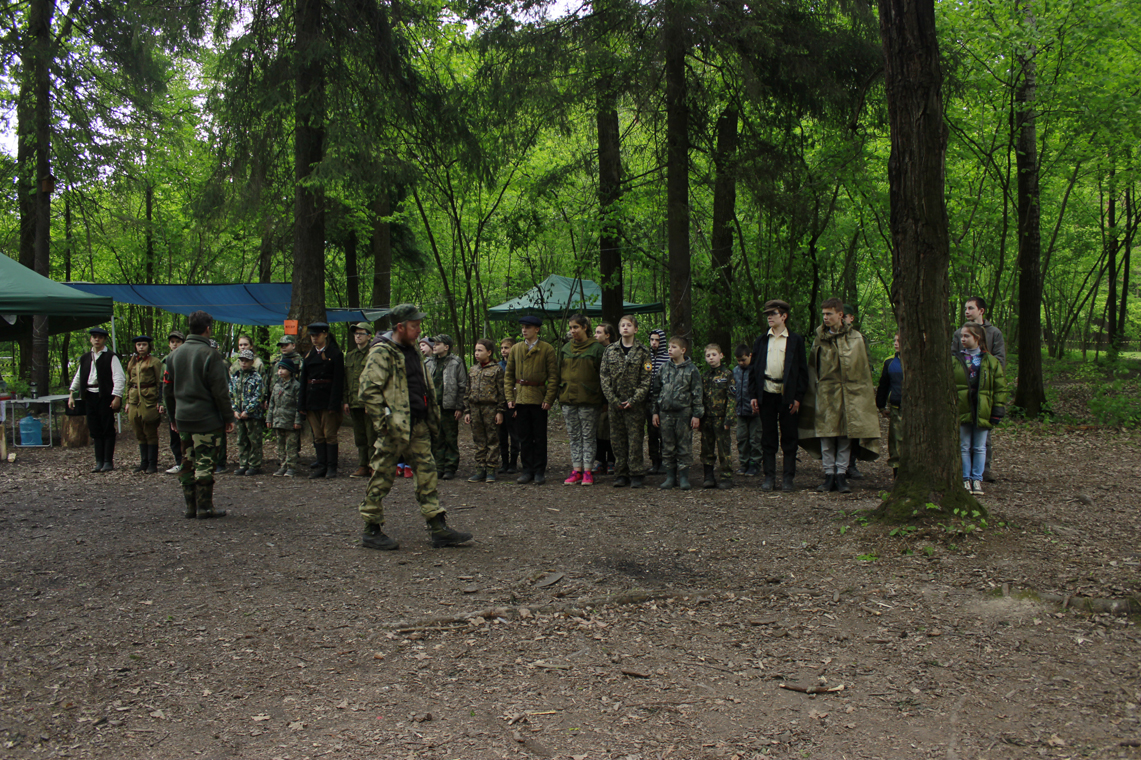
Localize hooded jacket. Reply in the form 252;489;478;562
425;351;467;411
954;350;1007;429
557;336;605;405
652;358;704;418
796;323;880;461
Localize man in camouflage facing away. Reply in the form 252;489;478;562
356;304;473;550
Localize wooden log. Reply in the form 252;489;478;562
62;414;89;448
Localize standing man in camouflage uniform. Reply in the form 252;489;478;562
699;343;735;489
425;334;467;480
599;315;653;488
343;323;375;478
126;335;164;474
164;310;235;519
357;304;473;550
504;315;559;485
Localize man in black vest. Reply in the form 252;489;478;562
748;300;809;492
68;326;125;472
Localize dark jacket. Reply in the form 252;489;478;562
747;330;809;408
163;334;236;433
299;343;345;412
876;354;903;409
732;364;757;417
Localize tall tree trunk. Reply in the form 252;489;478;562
1103;166;1118;349
1118;187;1134;344
371;193;392;330
875;0;975;519
144;180;155;337
597;89;623;329
664;0;691;340
256;218;274;356
60;194;71;388
345;228;359;309
16;63;35;383
1011;17;1046;416
31;0;55;394
708;106;737;355
289;0;327;350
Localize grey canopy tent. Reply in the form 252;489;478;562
487;275;663;321
0;255;113;340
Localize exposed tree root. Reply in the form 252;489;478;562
872;477;984;524
1007;587;1141;615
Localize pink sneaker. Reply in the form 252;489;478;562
563;470;583;485
582;471;594;486
403;465;413;478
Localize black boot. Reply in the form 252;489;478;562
762;475;775;492
702;465;716;489
629;475;644;489
325;444;338;479
835;474;851;493
309;443;328;479
677;466;692;491
533;468;546;485
362;522;399;550
182;483;198;518
717;475;733;490
612;475;630;488
816;474;835;492
195;480;226;518
100;438;115;472
427;513;473;547
134;445;148;473
146;444;159;474
659;468;677;490
467;469;487;483
846;462;864;480
782;476;796;492
516;471;534;485
91;439;105;473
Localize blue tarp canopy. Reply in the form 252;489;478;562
487;274;664;321
64;283;389;326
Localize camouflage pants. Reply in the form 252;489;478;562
562;404;599;471
350;407;377;468
274;428;301;468
236;418;264;468
179;428;223;486
609;403;646;477
433;411;460;473
735;415;762;469
128;405;160;444
358;420;444;527
659;411;694;470
887;405;902;468
700;416;734;477
469;403;500;470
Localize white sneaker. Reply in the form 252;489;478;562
165;464;181;474
963;479;971;492
971;480;984;495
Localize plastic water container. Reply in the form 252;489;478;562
19;415;43;445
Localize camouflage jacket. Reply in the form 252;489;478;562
702;365;735;420
464;361;507;414
229;368;266;419
599;341;653;407
126;354;164;409
344;346;369;409
359;332;441;443
266;376;303;429
652;358;704;418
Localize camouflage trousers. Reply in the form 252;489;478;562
358;419;445;527
887;405;902;468
469;403;500;470
128;405;160;444
179;428;224;486
350;407;377;468
562;403;599;472
609;403;646;477
236;418;264;468
700;415;734;477
735;415;762;469
433;411;460;473
659;411;694;470
274;428;301;468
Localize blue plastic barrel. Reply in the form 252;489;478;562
19;415;43;445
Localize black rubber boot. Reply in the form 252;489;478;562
835;474;851;494
658;468;677;490
146;444;159;474
613;475;630;488
677;467;692;491
134;445;148;473
702;465;716;489
816;474;835;493
91;440;105;473
309;443;328;479
846;462;864;480
533;469;546;485
195;481;226;518
362;522;399;550
324;444;338;479
516;471;534;484
427;513;473;547
468;469;487;483
100;438;115;472
717;476;733;490
629;475;644;488
781;476;796;492
762;475;775;492
182;483;198;518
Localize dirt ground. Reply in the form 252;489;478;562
1;417;1139;760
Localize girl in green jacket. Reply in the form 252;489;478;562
558;314;605;485
954;323;1007;496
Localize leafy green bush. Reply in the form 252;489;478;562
1087;366;1141;427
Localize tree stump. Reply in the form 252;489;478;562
62;415;89;448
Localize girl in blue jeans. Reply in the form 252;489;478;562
953;323;1007;496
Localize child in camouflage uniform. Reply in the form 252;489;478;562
229;349;266;475
652;336;704;491
599;315;653;488
463;339;507;482
700;343;735;490
267;358;303;476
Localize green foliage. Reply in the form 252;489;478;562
1086;364;1141;427
856;553;878;562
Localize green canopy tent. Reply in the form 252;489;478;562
487;275;664;322
0;255;113;340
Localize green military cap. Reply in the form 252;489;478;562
390;303;427;323
352;322;374;335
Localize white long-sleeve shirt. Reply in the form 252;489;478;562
70;347;125;398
